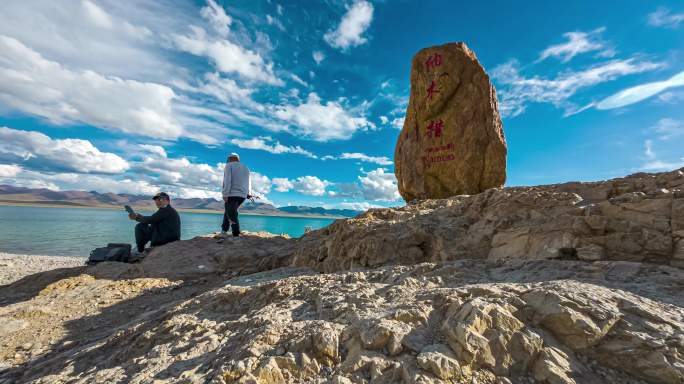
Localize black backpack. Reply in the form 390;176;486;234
87;243;132;265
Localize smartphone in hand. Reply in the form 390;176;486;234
124;205;135;215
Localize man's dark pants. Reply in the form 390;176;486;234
222;196;246;236
135;223;153;252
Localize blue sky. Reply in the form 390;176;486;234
0;0;682;210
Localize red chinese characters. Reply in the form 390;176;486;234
426;119;443;138
426;80;440;100
425;53;442;71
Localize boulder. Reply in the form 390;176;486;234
395;42;507;202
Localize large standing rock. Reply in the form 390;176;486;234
395;42;507;202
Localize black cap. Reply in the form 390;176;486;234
152;192;170;200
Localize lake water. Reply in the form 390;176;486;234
0;205;336;257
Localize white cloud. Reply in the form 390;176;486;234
493;58;664;117
172;25;282;85
0;168;158;195
640;139;684;171
135;153;223;188
379;115;389;124
273;93;373;141
177;187;222;200
596;70;684;110
340;152;393;165
230;136;318;158
0;164;21;178
0;1;173;81
648;7;684;28
0;36;183;139
313;51;325;65
651;118;684;141
200;0;232;37
337;201;382;211
272;177;294;192
250;172;272;196
291;74;309;87
358;168;400;201
324;1;374;50
292;176;331;196
272;175;330;196
0;127;129;174
138;144;167;158
391;117;405;129
538;28;612;63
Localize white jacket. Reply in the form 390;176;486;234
222;162;251;198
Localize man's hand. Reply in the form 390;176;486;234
223;196;229;203
128;213;141;220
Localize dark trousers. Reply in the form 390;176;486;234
222;196;245;236
135;223;153;252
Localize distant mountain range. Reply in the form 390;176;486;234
0;185;361;218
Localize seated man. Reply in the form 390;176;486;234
128;192;181;253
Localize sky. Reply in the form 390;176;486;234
0;0;682;211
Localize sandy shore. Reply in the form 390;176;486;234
0;253;84;286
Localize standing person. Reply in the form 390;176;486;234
222;152;251;237
128;192;181;253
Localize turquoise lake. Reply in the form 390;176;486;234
0;205;336;257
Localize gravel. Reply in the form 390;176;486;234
0;253;85;286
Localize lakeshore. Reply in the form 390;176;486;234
0;253;84;286
0;201;349;220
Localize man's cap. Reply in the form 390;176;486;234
229;152;240;158
152;192;170;200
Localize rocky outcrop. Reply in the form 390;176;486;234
293;168;684;272
395;42;507;202
1;169;684;384
1;259;682;384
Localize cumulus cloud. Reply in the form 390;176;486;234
172;25;282;85
135;151;223;189
648;7;684;29
339;152;393;165
596;70;684;110
357;168;401;201
292;176;331;196
272;176;331;196
249;172;272;196
273;93;373;141
391;117;405;129
336;201;382;211
0;36;183;139
230;136;318;158
538;28;613;63
272;177;294;192
493;58;664;117
324;1;374;50
138;144;167;158
0;127;129;174
0;168;158;195
0;164;21;178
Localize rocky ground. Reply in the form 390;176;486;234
1;169;683;384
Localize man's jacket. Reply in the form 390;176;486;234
137;205;181;246
222;162;251;198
